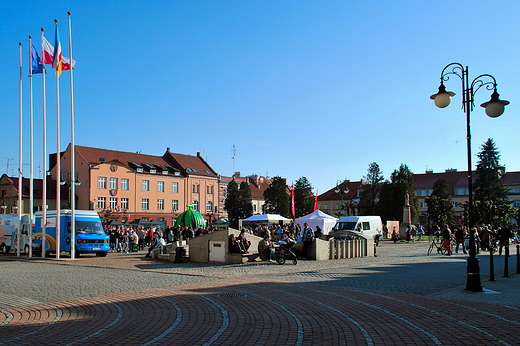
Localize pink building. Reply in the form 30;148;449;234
50;145;219;226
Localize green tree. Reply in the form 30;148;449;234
359;162;384;215
474;138;509;224
377;164;419;223
238;181;253;221
294;176;314;218
425;179;454;227
263;176;290;217
224;179;240;228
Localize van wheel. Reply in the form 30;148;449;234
96;251;108;257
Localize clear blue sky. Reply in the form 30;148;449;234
2;1;519;195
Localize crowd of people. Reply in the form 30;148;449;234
106;224;223;255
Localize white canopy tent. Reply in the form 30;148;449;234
242;214;291;222
295;210;337;235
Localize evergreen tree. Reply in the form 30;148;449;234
238;181;253;220
474;138;509;224
359;162;384;215
224;179;240;228
294;176;314;218
263;176;290;217
425;178;454;227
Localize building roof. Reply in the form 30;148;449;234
413;170;470;195
164;149;218;178
75;145;180;173
1;174;58;199
502;171;520;186
318;180;364;201
248;175;272;200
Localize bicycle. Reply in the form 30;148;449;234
427;237;447;256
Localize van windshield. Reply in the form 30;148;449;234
335;222;357;231
75;221;104;235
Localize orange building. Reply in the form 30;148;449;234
50;145;219;226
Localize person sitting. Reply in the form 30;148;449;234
237;228;251;253
258;235;275;261
228;235;244;253
144;233;166;257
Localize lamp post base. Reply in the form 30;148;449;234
465;256;483;292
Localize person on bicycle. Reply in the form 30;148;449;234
442;226;452;255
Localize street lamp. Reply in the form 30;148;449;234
430;62;509;292
334;180;349;216
60;169;81;208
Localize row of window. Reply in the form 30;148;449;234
96;197;214;212
98;177;215;194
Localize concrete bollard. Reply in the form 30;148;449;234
489;247;495;281
504;246;509;278
517;245;520;274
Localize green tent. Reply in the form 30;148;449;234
175;205;206;228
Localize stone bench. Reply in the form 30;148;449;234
227;252;269;264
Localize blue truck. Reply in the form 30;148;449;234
33;210;110;257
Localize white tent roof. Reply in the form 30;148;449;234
242;214;291;222
295;210;337;235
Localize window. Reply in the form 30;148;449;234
207;185;213;194
157;199;164;210
109;197;117;209
172;182;178;193
98;177;106;189
207;201;213;212
172;200;178;211
142;180;149;192
192;184;199;193
336;203;340;210
223;187;227;198
110;177;118;190
510;200;520;208
97;197;106;209
121;198;129;210
456;188;469;196
121;178;129;190
420;201;426;208
324;203;328;210
193;200;199;211
253;204;257;212
158;181;164;192
142;198;149;210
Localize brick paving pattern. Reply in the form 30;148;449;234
1;241;519;345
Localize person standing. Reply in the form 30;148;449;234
454;227;467;254
442;226;452;255
302;222;315;259
497;224;512;256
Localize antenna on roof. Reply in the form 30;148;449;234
232;144;236;174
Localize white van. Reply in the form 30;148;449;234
329;216;383;240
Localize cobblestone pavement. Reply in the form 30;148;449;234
1;241;519;345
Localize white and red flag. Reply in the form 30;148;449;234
42;35;75;71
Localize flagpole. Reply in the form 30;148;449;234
18;42;23;258
41;28;47;258
55;19;61;260
29;36;34;258
68;11;76;260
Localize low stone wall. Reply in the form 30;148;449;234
328;237;374;259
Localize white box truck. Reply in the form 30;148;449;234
0;214;32;254
329;215;383;240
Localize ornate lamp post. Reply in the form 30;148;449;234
430;62;509;292
60;169;81;208
334;180;349;216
